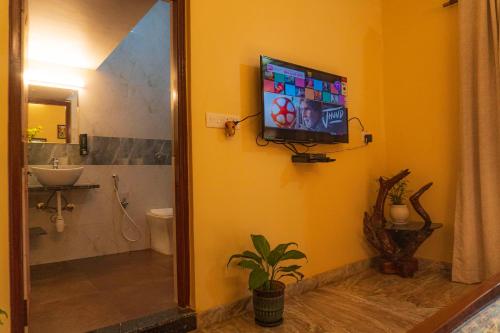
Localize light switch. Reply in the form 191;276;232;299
206;113;240;129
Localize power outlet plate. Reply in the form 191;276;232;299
206;113;240;129
362;131;373;144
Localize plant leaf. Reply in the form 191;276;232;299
278;273;301;282
267;242;297;266
281;250;307;261
278;265;302;273
249;268;269;290
279;270;304;282
242;250;262;264
274;242;298;253
238;260;261;270
227;250;262;267
227;254;246;267
251;234;270;260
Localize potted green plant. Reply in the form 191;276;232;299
388;178;410;224
27;126;42;142
0;308;7;326
228;234;307;327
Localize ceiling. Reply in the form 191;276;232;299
28;0;157;69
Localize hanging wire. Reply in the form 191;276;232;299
348;117;365;131
321;143;369;154
234;111;263;126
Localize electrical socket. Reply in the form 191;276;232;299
362;131;373;144
206;113;240;129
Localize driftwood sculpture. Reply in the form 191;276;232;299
363;169;441;277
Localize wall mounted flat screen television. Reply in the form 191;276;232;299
260;55;349;144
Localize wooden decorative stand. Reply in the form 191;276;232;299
363;169;443;277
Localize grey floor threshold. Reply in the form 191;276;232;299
88;307;196;333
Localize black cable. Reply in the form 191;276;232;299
288;143;300;154
234;111;263;125
256;136;309;154
299;143;317;148
256;133;368;154
280;141;319;154
278;143;295;154
279;142;298;154
253;115;367;155
321;143;368;154
255;131;270;146
348;117;365;131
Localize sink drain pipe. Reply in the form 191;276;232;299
55;191;65;232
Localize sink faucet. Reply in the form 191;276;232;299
154;151;166;162
50;157;60;169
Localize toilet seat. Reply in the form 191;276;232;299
149;208;174;218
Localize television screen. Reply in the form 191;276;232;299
260;56;349;144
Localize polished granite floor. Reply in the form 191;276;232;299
195;263;475;333
29;250;176;333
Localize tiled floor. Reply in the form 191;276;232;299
29;250;176;333
195;263;475;333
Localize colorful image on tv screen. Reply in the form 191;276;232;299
262;58;348;137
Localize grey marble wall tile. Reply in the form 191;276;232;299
88;136;122;165
28;143;82;165
28;137;172;166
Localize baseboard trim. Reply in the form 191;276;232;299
197;258;373;329
197;257;453;329
418;257;452;271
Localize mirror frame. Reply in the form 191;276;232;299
27;97;72;143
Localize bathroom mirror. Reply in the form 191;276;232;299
27;84;79;144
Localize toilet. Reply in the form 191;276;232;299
146;208;174;255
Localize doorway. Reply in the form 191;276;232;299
8;0;191;332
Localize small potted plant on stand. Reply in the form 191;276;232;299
388;178;410;224
228;234;307;327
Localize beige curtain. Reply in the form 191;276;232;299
453;0;500;283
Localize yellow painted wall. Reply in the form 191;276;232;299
0;0;460;326
0;0;11;330
190;0;387;311
27;103;67;143
382;0;459;262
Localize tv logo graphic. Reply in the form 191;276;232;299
271;97;296;128
321;106;345;128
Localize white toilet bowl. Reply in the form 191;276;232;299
146;208;174;255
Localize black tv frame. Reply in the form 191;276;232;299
260;55;349;144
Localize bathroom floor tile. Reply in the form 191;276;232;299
30;271;99;305
109;279;176;320
30;260;80;280
29;292;127;333
29;250;176;333
84;259;171;291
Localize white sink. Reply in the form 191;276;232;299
31;166;84;186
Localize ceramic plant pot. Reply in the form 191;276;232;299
253;280;285;327
390;204;410;224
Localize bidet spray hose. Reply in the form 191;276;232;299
112;175;142;242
